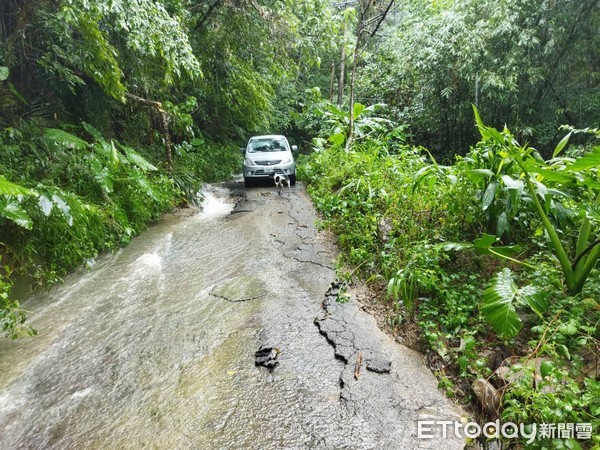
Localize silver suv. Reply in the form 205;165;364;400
242;135;297;188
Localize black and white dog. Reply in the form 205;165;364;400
273;173;291;195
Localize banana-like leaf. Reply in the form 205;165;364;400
473;233;521;257
85;154;114;194
37;193;73;225
467;169;494;179
472;105;505;145
501;175;524;194
109;141;120;169
568;148;600;171
119;144;158;171
482;268;547;339
44;128;88;150
502;175;523;217
0;198;33;229
496;211;509;237
325;103;347;119
519;285;549;318
530;166;572;183
439;234;521;257
474;233;498;249
412;165;436;193
38;195;53;216
353;102;365;119
482;180;498;210
552;131;572;158
52;194;73;226
481;268;522;339
0;176;37;197
0;66;8;81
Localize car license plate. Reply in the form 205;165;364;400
264;167;274;174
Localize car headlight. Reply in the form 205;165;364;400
281;157;293;164
244;158;256;166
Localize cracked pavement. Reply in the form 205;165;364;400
226;179;466;449
0;178;466;449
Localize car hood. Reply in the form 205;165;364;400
245;151;292;162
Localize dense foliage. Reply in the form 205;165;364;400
358;0;600;157
298;102;599;448
1;0;598;446
1;0;339;336
294;3;599;442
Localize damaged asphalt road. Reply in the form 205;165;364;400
0;178;465;449
223;179;466;449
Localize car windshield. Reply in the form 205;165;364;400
248;138;287;153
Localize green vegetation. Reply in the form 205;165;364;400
298;102;599;447
0;121;241;336
0;0;341;336
358;0;600;156
1;0;598;446
295;1;599;446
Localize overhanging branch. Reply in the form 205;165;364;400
124;92;172;172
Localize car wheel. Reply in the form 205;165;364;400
244;178;254;188
289;174;296;186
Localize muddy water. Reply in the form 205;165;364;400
0;181;464;449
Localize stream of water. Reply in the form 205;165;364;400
0;185;368;449
0;184;464;449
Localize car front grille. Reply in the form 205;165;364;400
253;168;286;176
255;160;282;166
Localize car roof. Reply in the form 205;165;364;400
249;135;286;141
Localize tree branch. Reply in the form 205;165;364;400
247;0;268;19
124;92;172;172
193;0;220;32
367;0;394;41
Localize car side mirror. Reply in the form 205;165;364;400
291;145;298;156
240;147;245;155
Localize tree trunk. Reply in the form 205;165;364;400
345;0;395;152
337;22;346;106
329;62;335;103
345;36;361;152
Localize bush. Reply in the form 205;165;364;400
0;121;239;336
299;119;599;448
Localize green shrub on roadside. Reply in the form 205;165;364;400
0;121;239;337
298;105;599;448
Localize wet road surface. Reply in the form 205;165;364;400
0;179;465;449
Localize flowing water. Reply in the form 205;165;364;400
0;182;464;449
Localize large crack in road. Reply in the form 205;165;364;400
228;179;466;448
0;179;465;449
